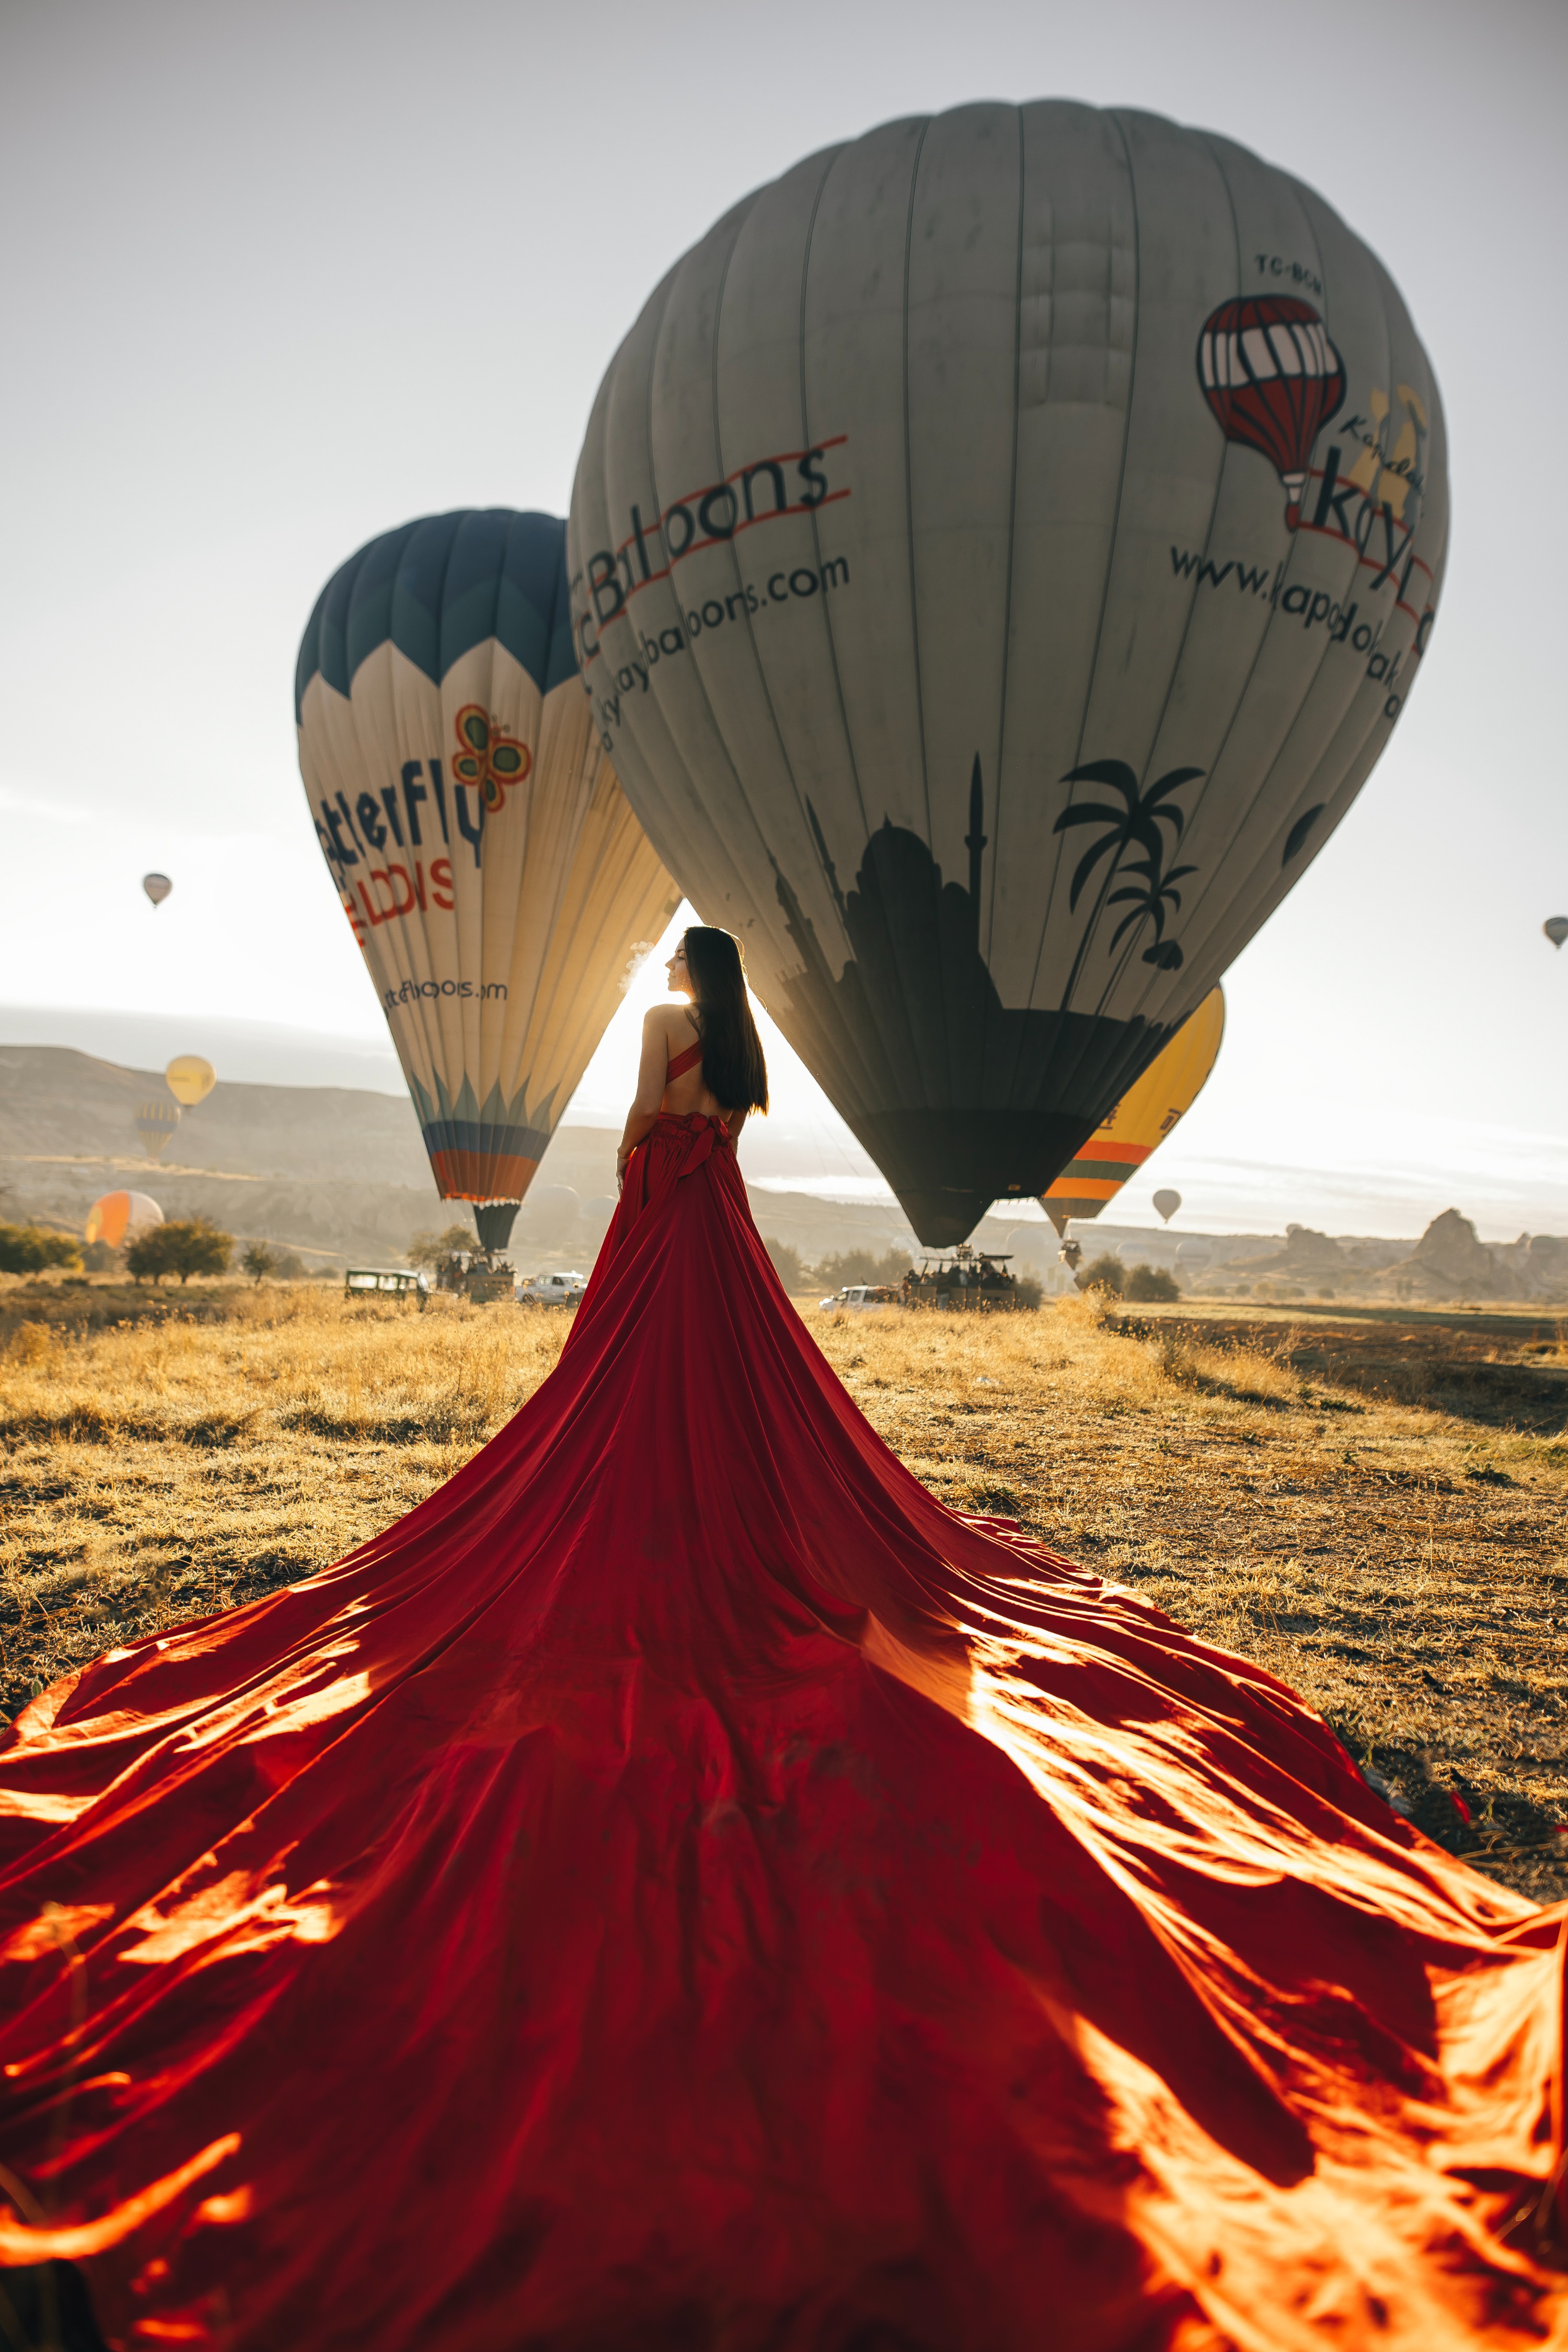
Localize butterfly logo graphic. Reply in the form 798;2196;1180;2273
452;706;532;814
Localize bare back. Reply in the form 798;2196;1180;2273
651;1006;730;1121
617;998;750;1183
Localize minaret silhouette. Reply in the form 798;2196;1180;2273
964;755;987;947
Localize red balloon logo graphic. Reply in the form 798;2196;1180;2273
1196;296;1346;528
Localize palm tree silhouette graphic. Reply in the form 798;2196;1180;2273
1053;759;1203;982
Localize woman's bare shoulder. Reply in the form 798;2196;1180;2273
644;1004;699;1044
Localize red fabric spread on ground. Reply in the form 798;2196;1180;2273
0;1111;1563;2351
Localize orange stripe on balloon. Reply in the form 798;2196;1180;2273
429;1150;539;1203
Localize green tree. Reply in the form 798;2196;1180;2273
126;1217;232;1286
814;1248;915;1292
1124;1262;1180;1302
0;1223;83;1274
1077;1253;1126;1296
241;1240;278;1285
405;1224;477;1270
764;1237;806;1291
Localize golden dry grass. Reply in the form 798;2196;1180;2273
1;1278;1564;1903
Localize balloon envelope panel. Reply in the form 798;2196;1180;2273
297;511;678;1208
1042;987;1224;1231
570;103;1446;1244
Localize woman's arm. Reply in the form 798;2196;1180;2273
616;1010;672;1186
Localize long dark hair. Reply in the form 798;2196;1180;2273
684;926;768;1115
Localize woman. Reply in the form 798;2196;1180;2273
611;926;767;1193
0;928;1562;2352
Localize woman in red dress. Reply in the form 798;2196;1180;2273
0;928;1563;2352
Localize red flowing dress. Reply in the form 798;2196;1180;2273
0;1104;1563;2351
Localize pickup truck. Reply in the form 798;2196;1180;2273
518;1270;589;1307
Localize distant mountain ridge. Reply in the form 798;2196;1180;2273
7;1048;1559;1298
0;1006;406;1094
0;1045;432;1186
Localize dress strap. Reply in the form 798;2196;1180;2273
666;1037;704;1080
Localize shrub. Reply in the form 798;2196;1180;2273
0;1223;83;1274
405;1225;477;1269
1077;1254;1126;1296
273;1250;306;1280
815;1248;916;1292
764;1238;807;1290
1013;1277;1043;1310
1124;1263;1180;1303
125;1217;233;1286
241;1241;278;1285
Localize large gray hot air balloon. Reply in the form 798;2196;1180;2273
570;102;1446;1242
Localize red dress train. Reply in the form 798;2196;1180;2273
0;1113;1563;2350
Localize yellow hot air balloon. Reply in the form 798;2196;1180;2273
1042;988;1224;1236
86;1192;163;1249
166;1055;216;1109
135;1100;181;1163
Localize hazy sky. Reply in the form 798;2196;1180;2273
3;0;1565;1236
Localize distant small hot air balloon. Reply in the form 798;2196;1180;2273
1042;990;1224;1235
1152;1189;1182;1224
135;1100;180;1162
166;1055;216;1108
142;873;172;908
1197;296;1346;529
1544;917;1568;950
85;1192;163;1249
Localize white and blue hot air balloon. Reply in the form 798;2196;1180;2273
296;510;678;1250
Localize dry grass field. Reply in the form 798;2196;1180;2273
1;1274;1564;1905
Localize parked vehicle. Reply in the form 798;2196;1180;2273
518;1269;589;1307
817;1283;900;1310
345;1267;429;1306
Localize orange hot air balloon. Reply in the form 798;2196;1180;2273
85;1192;164;1249
1042;988;1224;1236
165;1055;216;1109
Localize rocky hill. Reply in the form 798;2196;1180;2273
5;1049;1562;1295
